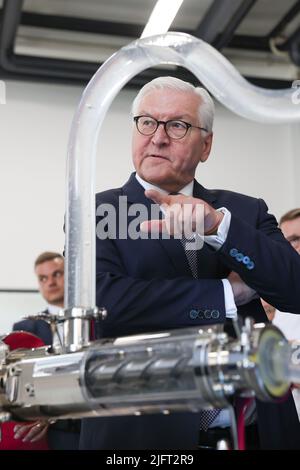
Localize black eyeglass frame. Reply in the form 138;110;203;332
133;115;209;140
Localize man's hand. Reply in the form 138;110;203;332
14;420;49;443
140;190;223;237
228;271;258;306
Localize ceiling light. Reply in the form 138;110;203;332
141;0;184;39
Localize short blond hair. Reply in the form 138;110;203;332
280;208;300;226
34;251;63;268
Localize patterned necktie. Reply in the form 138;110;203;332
170;193;221;430
181;237;221;429
180;234;198;278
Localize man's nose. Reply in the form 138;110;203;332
151;123;170;145
47;275;57;285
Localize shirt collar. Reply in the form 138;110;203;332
136;174;194;196
47;304;62;316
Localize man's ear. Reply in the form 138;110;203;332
200;132;213;163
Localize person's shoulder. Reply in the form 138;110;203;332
96;186;124;205
208;187;262;207
13;319;24;328
96;174;139;205
13;318;34;331
13;309;49;328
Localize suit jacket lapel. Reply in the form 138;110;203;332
193;179;217;206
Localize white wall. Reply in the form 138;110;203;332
0;79;299;329
0;292;44;334
199;106;299;216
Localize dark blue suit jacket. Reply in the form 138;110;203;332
94;174;300;337
78;173;300;448
13;311;52;346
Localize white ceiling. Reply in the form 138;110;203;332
21;0;299;36
1;0;299;83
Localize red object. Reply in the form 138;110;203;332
3;331;45;350
0;331;49;450
236;397;254;450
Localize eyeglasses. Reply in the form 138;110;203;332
134;115;208;140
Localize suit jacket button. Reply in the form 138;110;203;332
198;310;204;319
211;310;219;319
242;256;250;265
230;248;238;257
246;261;255;270
236;252;244;262
204;309;211;319
189;309;198;319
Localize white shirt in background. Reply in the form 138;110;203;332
273;310;300;420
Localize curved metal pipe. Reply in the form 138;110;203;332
65;32;300;320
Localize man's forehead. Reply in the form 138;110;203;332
36;258;64;274
281;217;300;235
138;88;200;114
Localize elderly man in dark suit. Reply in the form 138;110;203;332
80;76;300;450
13;251;81;449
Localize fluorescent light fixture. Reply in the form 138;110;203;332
141;0;184;39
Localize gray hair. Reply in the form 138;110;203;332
131;76;215;132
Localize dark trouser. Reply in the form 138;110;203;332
79;413;200;450
48;420;81;450
198;424;259;450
